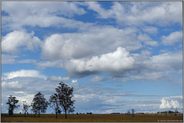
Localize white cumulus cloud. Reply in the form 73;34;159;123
162;31;182;45
2;30;41;53
147;51;182;71
160;96;183;109
2;2;93;31
67;47;134;74
42;27;142;61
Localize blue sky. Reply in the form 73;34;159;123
2;1;183;114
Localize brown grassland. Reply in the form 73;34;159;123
1;113;183;122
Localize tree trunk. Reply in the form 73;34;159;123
8;105;14;115
9;109;13;115
64;111;67;119
8;110;11;115
55;112;58;118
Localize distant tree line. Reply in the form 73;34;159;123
6;81;75;119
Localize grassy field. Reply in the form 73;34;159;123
1;113;183;122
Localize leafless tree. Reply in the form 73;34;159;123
49;94;61;118
22;101;30;116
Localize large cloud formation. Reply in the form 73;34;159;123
2;2;90;30
42;27;143;60
67;47;134;75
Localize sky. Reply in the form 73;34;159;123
1;1;183;114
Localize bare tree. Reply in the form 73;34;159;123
31;92;48;117
22;101;30;116
49;94;61;118
6;95;19;115
55;82;75;119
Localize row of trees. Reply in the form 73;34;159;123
6;82;75;119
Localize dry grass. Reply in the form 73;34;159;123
1;113;183;122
